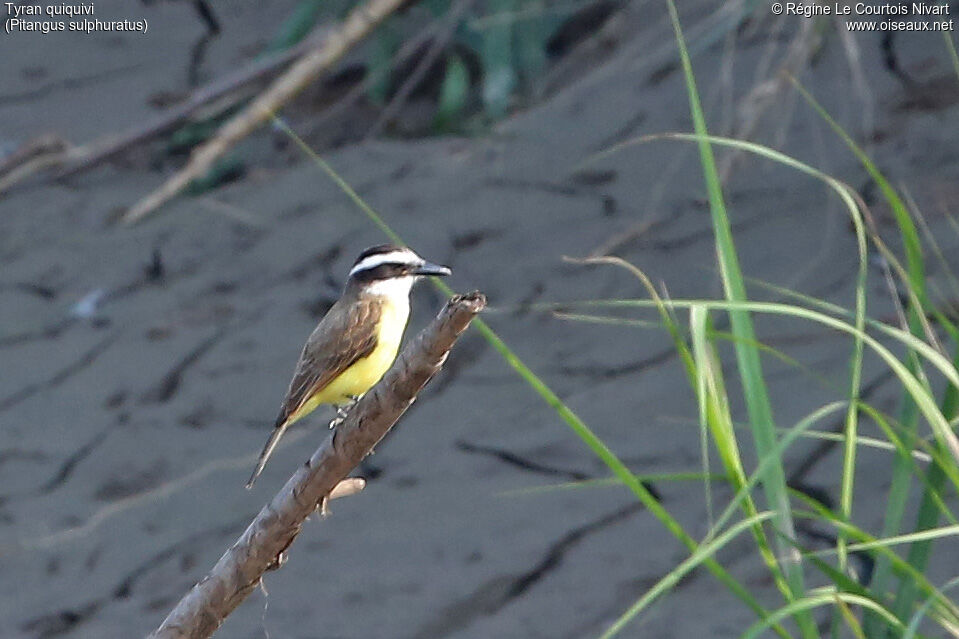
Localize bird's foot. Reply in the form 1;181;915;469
344;394;364;413
317;496;330;517
330;395;363;428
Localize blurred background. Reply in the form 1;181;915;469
2;1;959;637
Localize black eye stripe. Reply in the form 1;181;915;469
351;262;412;281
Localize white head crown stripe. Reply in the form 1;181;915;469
349;250;420;276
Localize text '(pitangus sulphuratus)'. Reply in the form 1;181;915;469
246;244;451;488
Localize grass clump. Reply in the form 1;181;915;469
544;4;959;637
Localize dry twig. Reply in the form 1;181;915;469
0;134;76;195
0;32;331;196
124;0;407;225
147;292;486;639
54;31;331;179
0;133;68;179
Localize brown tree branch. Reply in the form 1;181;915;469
147;291;486;639
124;0;407;225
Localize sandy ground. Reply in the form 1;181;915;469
2;1;959;637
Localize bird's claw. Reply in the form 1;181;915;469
330;395;363;428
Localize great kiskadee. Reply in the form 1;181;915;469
246;244;451;488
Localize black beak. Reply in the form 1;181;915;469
415;261;452;277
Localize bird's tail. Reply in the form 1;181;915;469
246;422;289;489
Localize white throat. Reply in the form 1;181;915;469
363;275;417;302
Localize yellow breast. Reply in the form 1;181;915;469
303;297;409;411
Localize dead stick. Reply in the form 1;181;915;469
0;31;329;197
54;30;332;180
124;0;406;225
147;292;486;639
0;133;67;179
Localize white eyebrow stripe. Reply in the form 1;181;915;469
349;250;420;276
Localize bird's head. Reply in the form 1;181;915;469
348;244;451;298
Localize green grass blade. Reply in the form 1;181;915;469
558;300;959;505
855;403;958;527
662;5;811;631
799;554;907;639
709;401;848;548
690;306;716;527
569;257;793;602
903;576;959;639
589;123;880;639
823;525;959;556
741;592;904;639
689;304;793;601
944;30;959;80
894;345;959;624
499;472;729;498
783;429;931;465
533;416;959;637
793;497;959;631
787;80;934;637
598;512;776;639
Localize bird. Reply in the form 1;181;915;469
246;244;451;488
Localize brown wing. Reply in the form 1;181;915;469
274;297;381;428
